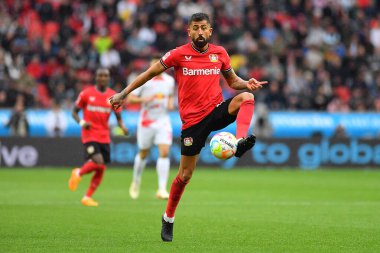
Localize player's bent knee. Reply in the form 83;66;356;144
241;92;254;101
160;152;170;158
233;92;254;105
139;150;150;159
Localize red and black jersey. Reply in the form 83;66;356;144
75;86;121;144
160;43;232;130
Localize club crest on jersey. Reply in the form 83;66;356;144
89;96;95;102
209;54;218;62
184;137;193;146
185;56;192;61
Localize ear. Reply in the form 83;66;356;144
209;27;213;35
187;27;190;36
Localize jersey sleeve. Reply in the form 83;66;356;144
75;90;87;109
220;47;232;72
160;48;179;69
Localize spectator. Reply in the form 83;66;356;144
117;0;138;21
0;51;8;90
327;97;350;112
260;19;279;46
253;104;272;138
0;0;379;111
265;81;286;110
68;46;88;70
93;29;113;54
370;16;380;52
5;96;29;137
332;125;348;139
100;45;121;68
45;99;67;137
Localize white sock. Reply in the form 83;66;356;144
164;212;175;223
133;154;147;185
156;157;170;191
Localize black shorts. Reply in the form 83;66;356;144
181;98;236;156
83;142;111;163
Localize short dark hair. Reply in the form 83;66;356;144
96;68;110;76
189;13;211;25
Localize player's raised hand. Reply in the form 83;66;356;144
108;93;125;109
246;78;268;91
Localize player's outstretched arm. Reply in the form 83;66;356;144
222;69;268;91
109;61;166;109
114;111;129;136
72;106;90;129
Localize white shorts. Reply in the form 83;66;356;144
137;120;173;150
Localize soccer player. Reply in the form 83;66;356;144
127;55;175;200
68;68;128;207
109;13;267;241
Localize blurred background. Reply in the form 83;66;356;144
1;0;380;169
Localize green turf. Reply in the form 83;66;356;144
0;168;379;253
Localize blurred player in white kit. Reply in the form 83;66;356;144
127;55;175;200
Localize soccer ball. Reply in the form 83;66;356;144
210;132;237;160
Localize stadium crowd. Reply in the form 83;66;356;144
1;0;380;112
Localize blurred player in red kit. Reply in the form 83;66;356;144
69;68;128;207
109;13;267;240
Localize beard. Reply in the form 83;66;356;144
192;36;209;49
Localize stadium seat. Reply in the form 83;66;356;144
109;22;122;41
36;83;51;108
44;21;60;42
27;21;43;40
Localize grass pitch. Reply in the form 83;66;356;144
0;168;379;253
